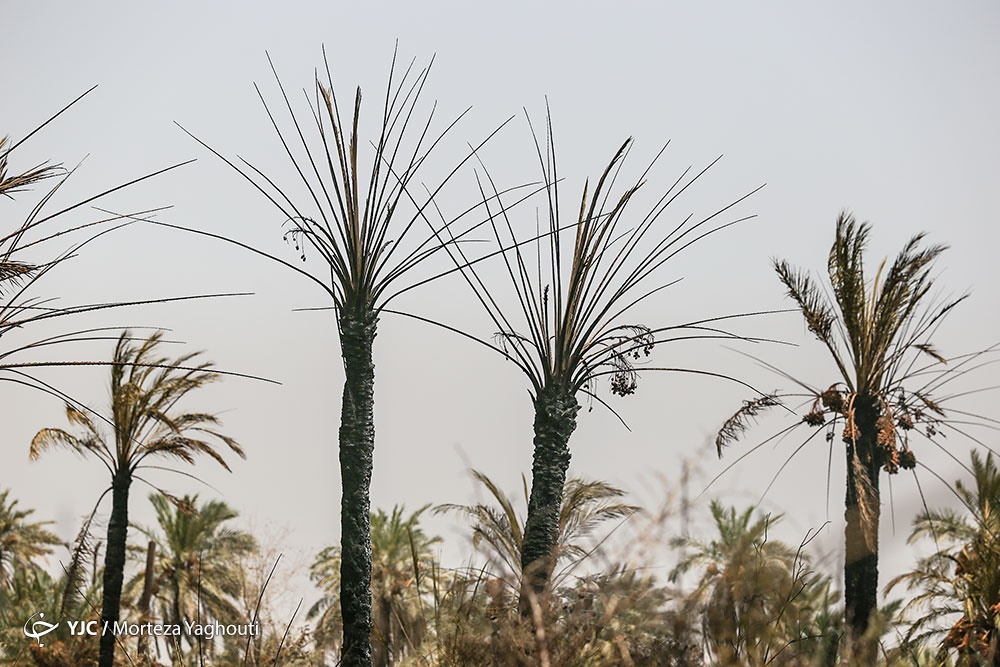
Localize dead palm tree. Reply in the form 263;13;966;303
716;212;973;644
161;48;518;667
426;114;764;611
29;331;244;667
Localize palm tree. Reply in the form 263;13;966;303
29;330;244;667
310;505;440;667
671;502;836;666
0;488;61;590
716;212;969;643
438;470;640;605
434;117;763;610
888;449;1000;665
125;493;257;662
163;49;513;667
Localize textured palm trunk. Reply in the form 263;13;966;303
99;466;132;667
373;594;391;667
844;394;881;646
519;384;580;615
338;308;378;667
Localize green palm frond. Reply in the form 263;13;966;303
438;470;637;589
0;489;62;589
32;330;243;493
887;450;1000;660
125;493;257;652
773;259;837;346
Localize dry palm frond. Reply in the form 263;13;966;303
59;499;103;618
774;259;836;344
848;441;879;553
715;393;782;456
0;260;36;291
0;135;62;197
913;342;948;365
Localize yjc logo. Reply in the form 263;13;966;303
23;613;59;647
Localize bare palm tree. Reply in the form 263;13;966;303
2;89;245;429
717;212;972;644
30;331;244;667
163;48;516;667
430;115;763;610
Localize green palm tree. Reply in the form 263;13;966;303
310;505;440;667
438;470;640;603
0;488;61;590
671;502;836;666
30;330;244;667
164;49;511;667
717;212;969;644
436;119;763;610
125;493;257;661
888;449;1000;665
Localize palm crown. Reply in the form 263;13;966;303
30;331;244;478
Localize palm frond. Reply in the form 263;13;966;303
715;394;782;455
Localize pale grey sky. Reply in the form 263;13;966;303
3;0;999;625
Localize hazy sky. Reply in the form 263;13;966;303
4;1;999;624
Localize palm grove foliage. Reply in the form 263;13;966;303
310;505;440;667
125;493;258;662
671;501;841;666
717;212;972;647
0;488;61;590
30;331;244;667
889;450;1000;665
8;48;1000;667
436;116;764;611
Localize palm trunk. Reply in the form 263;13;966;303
373;593;391;667
136;541;156;660
519;384;580;614
844;394;880;646
338;308;378;667
99;466;132;667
